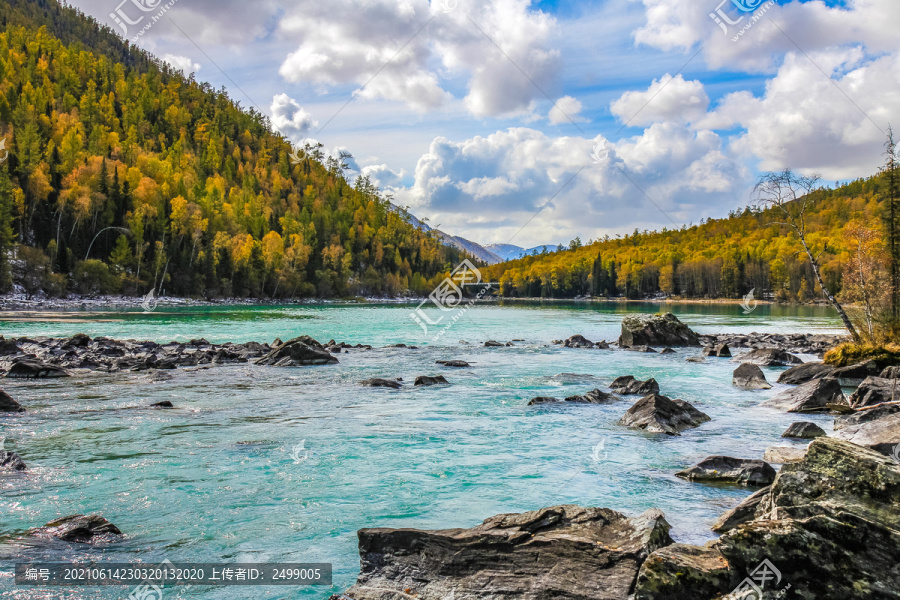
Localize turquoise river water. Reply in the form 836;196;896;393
0;301;843;599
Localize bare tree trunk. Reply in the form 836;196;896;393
797;235;860;341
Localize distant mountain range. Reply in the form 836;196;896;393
401;211;555;265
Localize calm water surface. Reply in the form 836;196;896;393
0;302;843;599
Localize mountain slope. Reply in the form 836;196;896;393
0;0;468;298
484;174;890;301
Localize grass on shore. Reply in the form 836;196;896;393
824;342;900;368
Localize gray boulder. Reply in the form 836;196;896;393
777;362;836;385
34;514;122;543
0;450;26;471
732;364;771;390
619;394;711;436
880;365;900;379
618;313;700;348
564;335;594;348
731;348;803;366
832;411;900;456
782;421;826;439
636;437;900;599
611;376;660;396
848;376;899;408
5;360;70;378
834;403;900;430
254;336;338;366
0;389;24;412
832;360;882;386
763;445;808;464
414;375;449;386
437;360;471;368
335;504;674;600
530;389;621;406
360;378;402;389
484;340;504;347
675;456;776;486
762;378;847;412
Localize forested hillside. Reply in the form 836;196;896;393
0;0;466;299
484;173;891;302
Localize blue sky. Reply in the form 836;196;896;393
75;0;899;247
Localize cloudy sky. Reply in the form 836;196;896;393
81;0;900;248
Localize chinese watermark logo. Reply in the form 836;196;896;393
110;0;180;43
141;288;159;312
590;439;607;464
709;0;776;42
590;140;610;164
740;288;758;314
440;0;458;13
289;147;306;165
291;440;308;464
410;259;492;342
727;558;791;600
0;137;8;164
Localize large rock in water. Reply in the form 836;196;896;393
0;450;26;471
610;376;660;396
731;364;771;389
618;313;700;348
5;360;70;378
529;389;621;405
335;504;674;600
762;378;847;412
675;456;775;486
0;389;25;412
563;334;594;348
781;421;826;439
635;437;900;599
833;411;900;456
619;394;711;436
776;361;835;384
731;348;803;366
34;514;122;543
254;336;338;366
848;376;899;408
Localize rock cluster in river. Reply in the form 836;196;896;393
699;332;845;356
619;313;700;348
334;437;900;600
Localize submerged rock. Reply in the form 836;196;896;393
781;421;826;439
484;340;504;347
675;456;775;486
625;345;657;353
0;389;25;412
414;375;449;386
149;400;174;409
359;378;402;389
611;376;660;396
436;360;471;368
848;376;899;408
5;360;70;378
619;313;700;348
335;504;674;600
731;348;803;367
619;394;711;436
777;361;835;385
530;389;621;405
564;334;594;348
0;450;26;471
762;378;846;412
702;344;731;358
35;514;122;543
254;336;338;366
732;364;771;390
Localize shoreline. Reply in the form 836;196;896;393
0;293;833;314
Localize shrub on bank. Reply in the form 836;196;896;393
824;342;900;368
